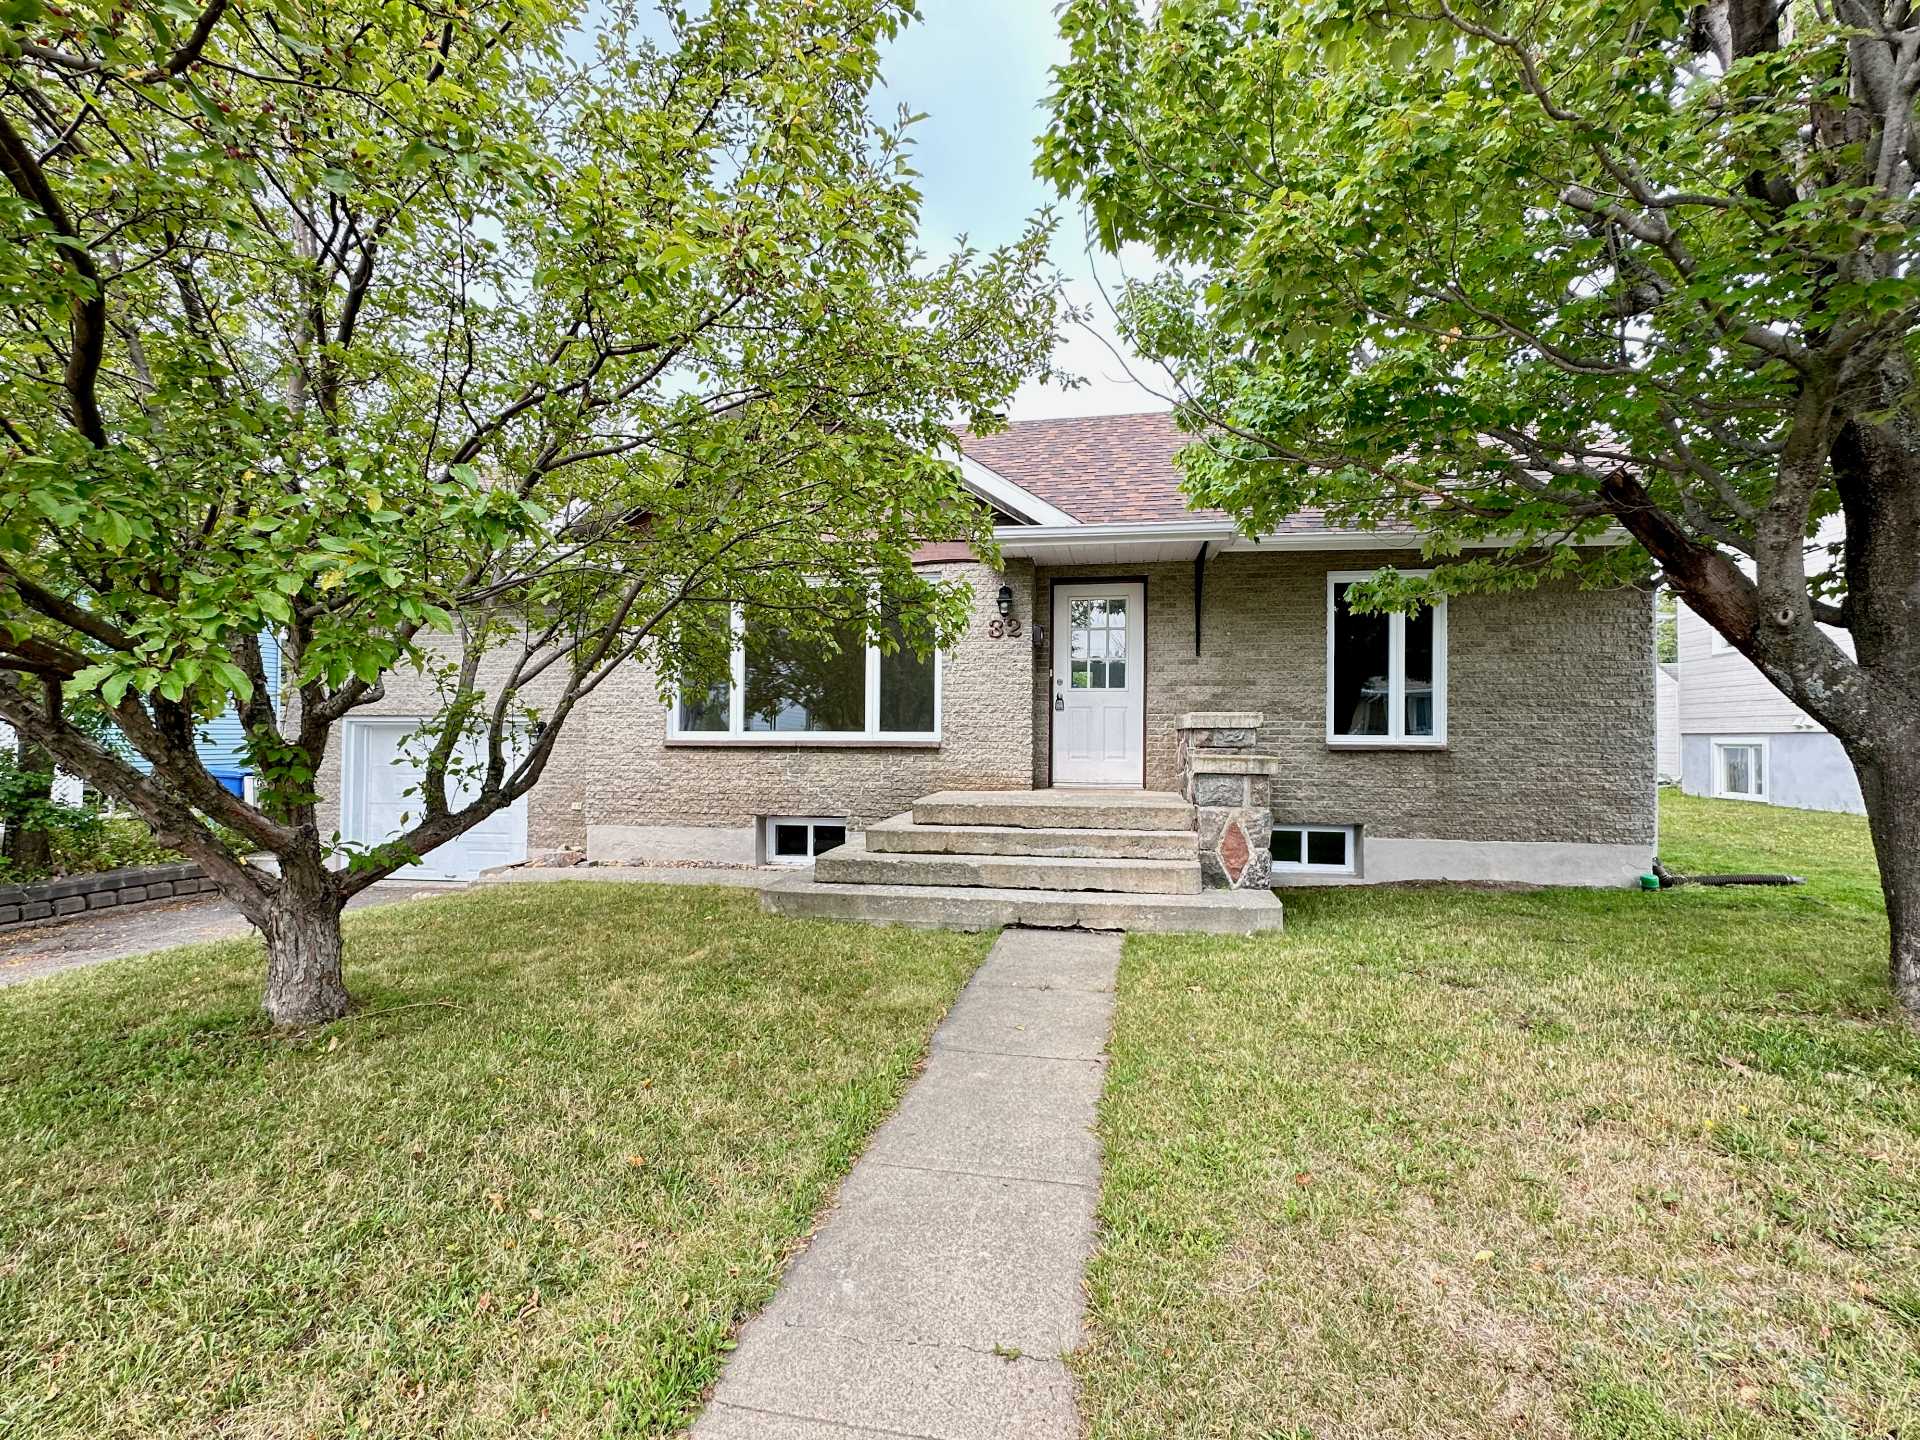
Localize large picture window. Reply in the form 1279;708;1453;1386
669;601;940;743
1326;572;1447;746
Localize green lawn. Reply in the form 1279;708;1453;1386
0;883;990;1438
1079;792;1918;1438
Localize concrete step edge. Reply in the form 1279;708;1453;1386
862;817;1199;860
759;876;1285;935
912;801;1197;832
816;838;1204;896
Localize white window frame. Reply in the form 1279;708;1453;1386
1271;824;1358;875
1711;736;1769;802
762;815;850;864
667;600;943;745
1325;571;1448;748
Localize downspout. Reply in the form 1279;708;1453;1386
1193;541;1210;656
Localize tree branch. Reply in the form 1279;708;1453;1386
0;109;107;446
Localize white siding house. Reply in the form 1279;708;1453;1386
1656;663;1681;783
1675;604;1864;814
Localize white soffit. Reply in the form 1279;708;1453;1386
993;520;1237;563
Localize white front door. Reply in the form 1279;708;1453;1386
1051;581;1146;787
343;720;529;880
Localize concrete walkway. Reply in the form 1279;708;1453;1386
692;927;1120;1440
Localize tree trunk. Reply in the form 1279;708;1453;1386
1853;742;1920;1026
1829;401;1920;1027
262;856;348;1026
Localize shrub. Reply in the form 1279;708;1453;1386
48;814;185;877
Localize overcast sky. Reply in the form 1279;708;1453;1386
878;2;1173;420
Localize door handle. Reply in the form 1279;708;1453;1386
1055;696;1064;711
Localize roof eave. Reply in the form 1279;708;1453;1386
993;519;1238;560
993;520;1633;556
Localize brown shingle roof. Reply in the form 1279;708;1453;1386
956;411;1412;538
957;411;1214;524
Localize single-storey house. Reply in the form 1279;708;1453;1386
1675;601;1864;814
317;412;1658;902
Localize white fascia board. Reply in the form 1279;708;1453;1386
1221;525;1633;552
998;522;1628;556
958;454;1081;529
993;519;1633;556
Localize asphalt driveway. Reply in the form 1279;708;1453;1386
0;881;458;989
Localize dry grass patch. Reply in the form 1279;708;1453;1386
0;882;988;1438
1079;793;1918;1438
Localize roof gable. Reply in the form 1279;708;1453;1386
956;412;1212;525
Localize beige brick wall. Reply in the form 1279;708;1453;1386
1031;550;1656;846
316;560;1040;854
317;548;1653;861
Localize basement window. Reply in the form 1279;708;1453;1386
1271;824;1357;875
1711;738;1768;802
764;816;849;864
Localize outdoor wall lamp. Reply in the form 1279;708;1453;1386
988;584;1021;640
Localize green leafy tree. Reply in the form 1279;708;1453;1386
0;733;54;874
1;0;1058;1023
0;701;119;876
1041;0;1920;1022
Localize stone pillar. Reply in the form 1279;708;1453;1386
1176;712;1279;890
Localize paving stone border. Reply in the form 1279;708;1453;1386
0;863;217;933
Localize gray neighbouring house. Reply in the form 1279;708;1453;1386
1657;662;1682;784
316;412;1658;924
1675;601;1866;815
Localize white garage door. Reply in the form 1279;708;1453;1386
342;719;528;880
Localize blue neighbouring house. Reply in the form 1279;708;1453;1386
115;633;283;801
193;634;283;797
3;635;282;808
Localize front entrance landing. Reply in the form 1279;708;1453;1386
690;927;1118;1438
760;790;1286;934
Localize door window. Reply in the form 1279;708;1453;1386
1068;597;1129;690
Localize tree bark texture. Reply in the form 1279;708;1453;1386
1852;743;1920;1026
262;853;349;1026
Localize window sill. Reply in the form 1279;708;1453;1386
666;737;942;750
1324;738;1448;751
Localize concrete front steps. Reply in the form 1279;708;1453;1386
815;834;1205;895
866;813;1199;862
761;789;1285;935
912;788;1197;832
